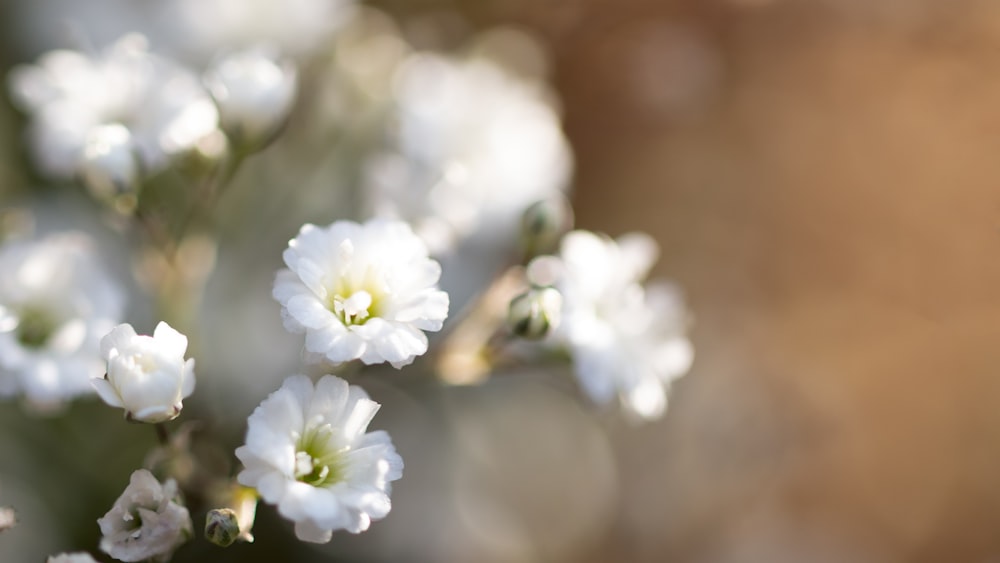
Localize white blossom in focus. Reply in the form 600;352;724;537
274;219;449;368
98;469;192;562
47;553;99;563
364;53;572;253
541;230;694;421
7;34;219;180
204;47;298;149
0;232;124;411
236;374;403;542
92;322;195;423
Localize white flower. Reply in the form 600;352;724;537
97;469;192;562
8;34;219;181
542;230;694;421
0;232;124;411
47;553;99;563
92;322;195;423
236;374;403;542
273;219;449;368
0;506;14;533
78;123;142;205
168;0;355;60
204;47;298;149
363;53;572;253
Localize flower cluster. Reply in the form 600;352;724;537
0;4;699;561
8;34;219;185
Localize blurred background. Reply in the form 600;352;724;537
4;0;1000;562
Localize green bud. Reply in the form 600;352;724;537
204;508;240;547
508;287;562;340
520;197;573;259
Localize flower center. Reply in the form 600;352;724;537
331;290;374;326
293;423;346;488
16;306;59;349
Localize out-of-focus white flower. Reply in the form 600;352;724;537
8;34;219;181
78;123;142;207
98;469;192;562
92;322;195;423
169;0;355;60
363;53;573;253
0;232;124;411
274;219;449;368
236;374;403;542
46;553;99;563
540;230;694;421
0;506;14;533
205;48;298;149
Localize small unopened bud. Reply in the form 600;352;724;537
520;196;573;259
205;484;257;546
508;287;562;340
78;124;142;213
204;48;298;152
205;508;241;547
0;506;16;533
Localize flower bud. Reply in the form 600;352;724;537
204;48;298;152
205;508;240;547
92;321;196;423
205;485;257;546
508;287;562;340
78;124;142;213
519;196;573;259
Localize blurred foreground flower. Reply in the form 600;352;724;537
8;33;219;183
540;231;694;421
0;232;124;411
93;321;195;423
97;469;192;562
236;374;403;542
274;219;449;368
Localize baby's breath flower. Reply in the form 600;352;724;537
93;322;196;423
205;47;298;151
274;219;449;368
542;230;694;421
236;375;403;542
0;232;124;411
98;469;192;562
8;34;219;182
364;53;572;253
